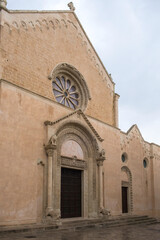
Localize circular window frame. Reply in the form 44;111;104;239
121;152;128;163
49;63;91;111
52;74;80;110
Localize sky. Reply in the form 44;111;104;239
7;0;160;144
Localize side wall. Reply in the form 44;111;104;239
0;80;160;226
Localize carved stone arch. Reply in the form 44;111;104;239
45;119;103;219
49;20;55;30
28;21;35;31
54;18;61;29
35;20;42;31
61;19;68;28
44;111;106;220
54;120;99;167
49;63;91;111
3;22;11;34
56;120;99;159
121;166;133;213
12;21;19;29
42;19;49;30
21;21;28;31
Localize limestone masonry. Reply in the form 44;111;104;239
0;1;160;227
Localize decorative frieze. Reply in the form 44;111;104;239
61;156;87;169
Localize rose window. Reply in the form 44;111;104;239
52;76;79;109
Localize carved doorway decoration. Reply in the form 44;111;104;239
44;111;105;221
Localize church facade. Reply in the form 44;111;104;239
0;1;160;226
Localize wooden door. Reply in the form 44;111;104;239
122;186;128;213
61;168;81;218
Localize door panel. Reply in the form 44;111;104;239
122;186;128;213
61;168;81;218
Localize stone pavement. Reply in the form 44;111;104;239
0;223;160;240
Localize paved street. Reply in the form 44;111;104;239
0;223;160;240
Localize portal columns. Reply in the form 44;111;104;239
45;137;57;218
97;149;105;211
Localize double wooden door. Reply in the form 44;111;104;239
61;167;82;218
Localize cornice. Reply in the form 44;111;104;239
44;109;104;142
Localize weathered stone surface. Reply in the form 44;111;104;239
0;4;160;228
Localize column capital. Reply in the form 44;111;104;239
45;144;56;157
97;159;104;166
96;149;106;166
45;135;57;156
114;93;120;100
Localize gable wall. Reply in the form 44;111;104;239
0;10;115;125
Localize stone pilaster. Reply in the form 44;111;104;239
97;149;105;211
114;93;120;128
45;142;56;218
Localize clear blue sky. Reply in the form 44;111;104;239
7;0;160;144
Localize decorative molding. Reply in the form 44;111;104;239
97;149;106;166
99;208;111;216
44;109;104;142
154;154;160;161
61;156;87;169
45;143;56;156
3;14;114;91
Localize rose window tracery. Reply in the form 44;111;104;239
52;76;79;109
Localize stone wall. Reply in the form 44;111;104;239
0;9;115;125
0;8;160;226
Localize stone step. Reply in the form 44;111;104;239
60;215;155;227
0;215;159;234
59;216;159;230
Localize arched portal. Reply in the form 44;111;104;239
44;120;105;220
121;166;133;214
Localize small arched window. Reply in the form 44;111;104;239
121;153;128;163
143;158;148;168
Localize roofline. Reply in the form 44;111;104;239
8;10;73;14
3;8;115;86
73;11;115;85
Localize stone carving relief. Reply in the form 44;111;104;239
120;125;152;160
97;149;106;166
44;109;104;142
61;156;87;170
21;21;28;31
68;2;75;11
99;208;111;216
48;134;57;146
